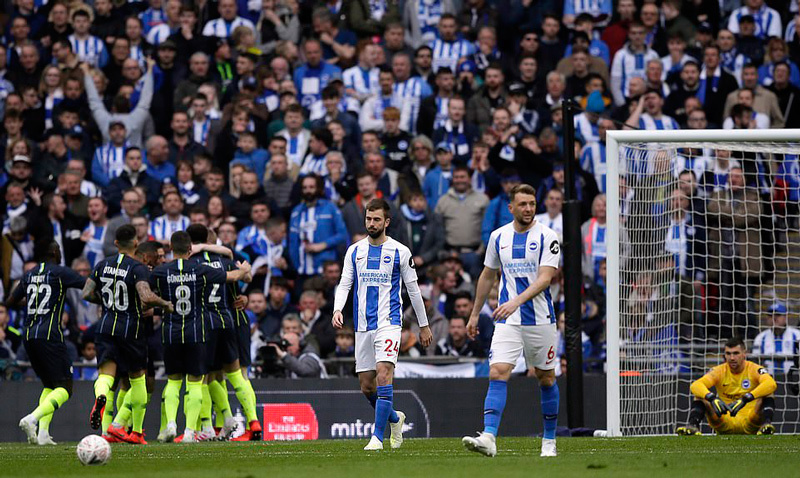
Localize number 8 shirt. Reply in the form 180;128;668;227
150;258;228;345
484;221;560;370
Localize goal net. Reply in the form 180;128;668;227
605;129;800;436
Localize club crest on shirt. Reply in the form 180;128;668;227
742;379;751;389
528;242;538;252
550;240;560;254
383;255;392;263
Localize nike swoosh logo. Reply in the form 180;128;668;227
356;256;365;261
545;359;555;365
501;244;510;249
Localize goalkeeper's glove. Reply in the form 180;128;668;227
706;393;729;417
729;393;754;417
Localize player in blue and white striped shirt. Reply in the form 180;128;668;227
463;184;561;458
332;198;432;451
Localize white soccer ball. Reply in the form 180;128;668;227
76;435;111;466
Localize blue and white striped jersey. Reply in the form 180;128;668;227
430;38;475;73
150;215;189;242
393;77;432;134
563;0;612;20
728;4;782;40
484;221;560;326
82;223;107;268
638;113;680;131
92;143;128;185
202;16;255;38
574;113;600;145
69;34;108;68
753;326;800;374
610;45;659;105
339;237;418;332
580;141;610;193
342;65;379;98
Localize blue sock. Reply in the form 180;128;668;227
367;391;399;423
373;385;394;441
483;380;507;436
541;383;559;440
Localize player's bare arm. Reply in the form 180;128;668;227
191;243;234;259
225;261;252;282
233;295;248;310
4;282;24;308
332;310;344;329
82;279;102;305
467;267;499;339
136;281;174;313
493;266;558;321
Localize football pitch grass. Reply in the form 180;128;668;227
1;436;798;478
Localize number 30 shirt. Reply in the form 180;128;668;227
484;222;560;326
11;262;86;342
89;253;151;340
150;258;227;344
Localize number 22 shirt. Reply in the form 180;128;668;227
12;262;86;342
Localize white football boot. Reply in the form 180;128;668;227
540;438;557;457
389;411;406;449
363;435;383;451
18;415;38;444
462;432;497;457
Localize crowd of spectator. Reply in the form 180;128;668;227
1;0;800;379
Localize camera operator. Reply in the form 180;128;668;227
266;332;328;378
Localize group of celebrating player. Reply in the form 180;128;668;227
17;223;263;445
15;184;780;452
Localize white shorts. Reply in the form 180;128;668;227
489;323;558;371
355;326;402;373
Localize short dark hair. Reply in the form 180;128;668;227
270;277;289;290
186;223;209;244
365;198;391;219
724;336;746;350
170;231;193;255
311;127;333;149
115;224;137;246
509;184;537;201
136;240;162;257
321;85;340;100
45;241;62;263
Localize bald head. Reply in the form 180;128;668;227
146;135;169;164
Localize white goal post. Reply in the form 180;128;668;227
606;129;800;437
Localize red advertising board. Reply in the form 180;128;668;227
262;403;320;440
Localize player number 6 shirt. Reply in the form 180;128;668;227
485;222;560;325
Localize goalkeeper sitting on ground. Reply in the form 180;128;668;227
677;337;777;436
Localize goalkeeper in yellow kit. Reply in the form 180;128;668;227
677;337;777;436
